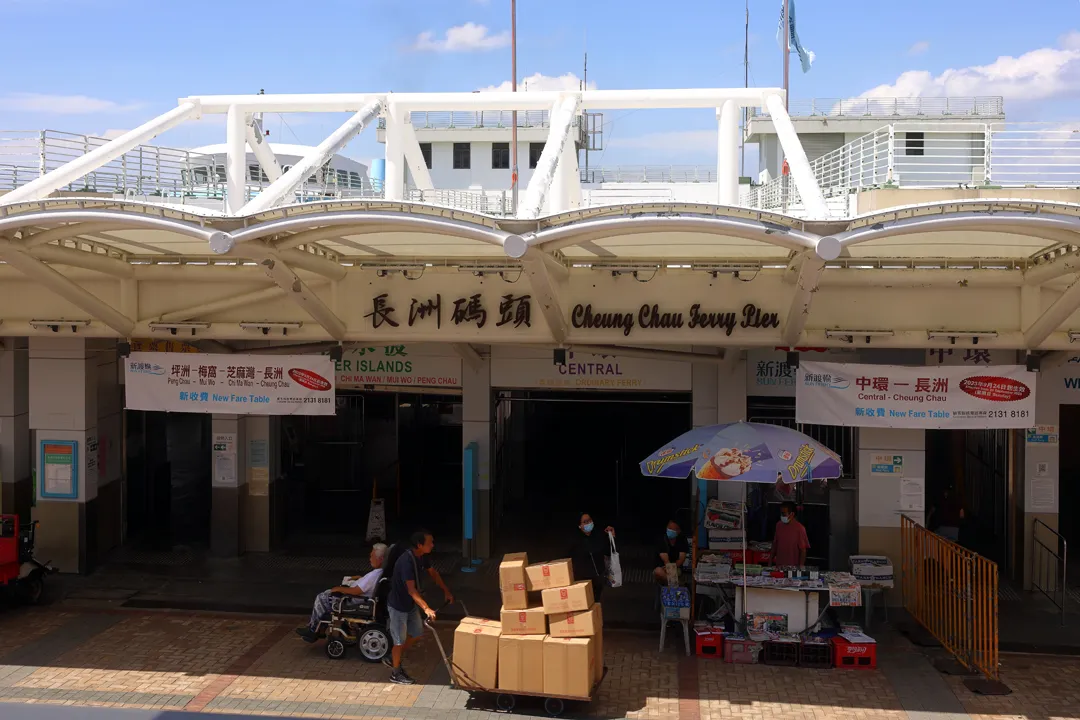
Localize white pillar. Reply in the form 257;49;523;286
462;347;492;558
225;105;248;214
95;344;123;557
384;104;406;202
244;415;279;552
715;353;747;504
717;101;740;206
693;350;720;549
211;414;247;556
549;141;581;215
28;337;100;573
0;339;30;519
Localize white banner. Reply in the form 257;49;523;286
125;352;336;416
796;361;1036;429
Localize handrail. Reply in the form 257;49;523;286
1032;518;1067;625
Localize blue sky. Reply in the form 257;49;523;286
1;0;1077;168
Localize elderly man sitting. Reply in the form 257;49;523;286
296;543;387;642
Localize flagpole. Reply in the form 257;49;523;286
783;0;790;111
510;0;519;216
741;0;748;177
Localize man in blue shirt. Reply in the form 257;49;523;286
387;530;452;685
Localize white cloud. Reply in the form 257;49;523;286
861;33;1080;101
0;93;141;114
412;22;509;52
478;72;595;93
908;40;930;56
99;128;131;139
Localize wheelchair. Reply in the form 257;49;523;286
316;576;393;662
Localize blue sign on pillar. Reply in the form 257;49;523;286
463;442;477;542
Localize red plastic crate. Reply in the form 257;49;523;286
830;637;877;669
695;630;723;658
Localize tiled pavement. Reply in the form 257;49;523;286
0;605;1070;719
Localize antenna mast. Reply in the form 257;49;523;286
741;1;748;177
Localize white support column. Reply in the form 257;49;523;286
782;252;826;346
462;348;492;558
95;342;123;558
400;122;435;191
714;351;747;507
244;415;279;552
548;137;581;214
764;93;829;219
256;254;346;340
28;337;100;573
519;249;569;344
717;101;740;206
225;105;248;214
384;104;406;202
692;349;719;549
0;240;134;336
2;102;198;204
520;94;582;219
240;99;384;214
1024;277;1080;348
0;339;30;519
246;117;283;182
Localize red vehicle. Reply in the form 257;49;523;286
0;515;57;604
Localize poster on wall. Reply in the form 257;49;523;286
796;361;1037;429
125;352;336;416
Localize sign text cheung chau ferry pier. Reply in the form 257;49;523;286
0;85;1078;613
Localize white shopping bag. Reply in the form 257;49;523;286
606;531;623;588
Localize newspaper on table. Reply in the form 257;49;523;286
704;500;744;530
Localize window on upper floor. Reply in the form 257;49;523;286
453;142;471;169
420;143;433;169
529;143;545;169
905;132;925;156
491;142;510;169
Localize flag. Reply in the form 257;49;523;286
776;0;815;74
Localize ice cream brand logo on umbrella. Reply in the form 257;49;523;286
786;444;816;481
644;444;700;475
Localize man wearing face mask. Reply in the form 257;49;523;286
769;501;810;567
569;513;615;601
653;520;690;584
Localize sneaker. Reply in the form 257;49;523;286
294;627;318;643
389;668;416;685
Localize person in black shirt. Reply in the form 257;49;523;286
386;530;453;685
653;519;690;584
568;513;615;601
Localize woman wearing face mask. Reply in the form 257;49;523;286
568;513;615;601
652;520;690;584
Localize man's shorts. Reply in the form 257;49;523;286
387;606;424;646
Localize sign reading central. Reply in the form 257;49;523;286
570;302;779;337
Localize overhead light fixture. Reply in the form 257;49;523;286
1068;331;1080;343
30;319;90;333
824;329;895;344
239;321;303;336
926;330;998;345
148;321;211;336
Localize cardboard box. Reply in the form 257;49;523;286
500;557;528;592
459;616;502;629
549;603;603;638
498;634;545;693
503;552;528;563
500;605;547;635
541;580;594;615
525;559;574;591
501;583;529;611
592;629;604;685
453;622;501;689
543;636;594;698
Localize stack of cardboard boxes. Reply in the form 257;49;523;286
452;553;603;698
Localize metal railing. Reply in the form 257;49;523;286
747;121;1080;214
580;165;718;183
404;188;511;215
377;110;551;131
749;96;1004;119
901;515;999;681
1032;518;1067;625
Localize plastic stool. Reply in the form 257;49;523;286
659;611;691;656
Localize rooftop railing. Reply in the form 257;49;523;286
748;96;1005;119
376;110;552;131
580;165;718;183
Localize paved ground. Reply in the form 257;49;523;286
0;603;1073;720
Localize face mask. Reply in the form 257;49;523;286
582;522;594;533
781;516;791;524
666;529;678;540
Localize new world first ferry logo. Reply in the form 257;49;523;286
801;371;850;390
